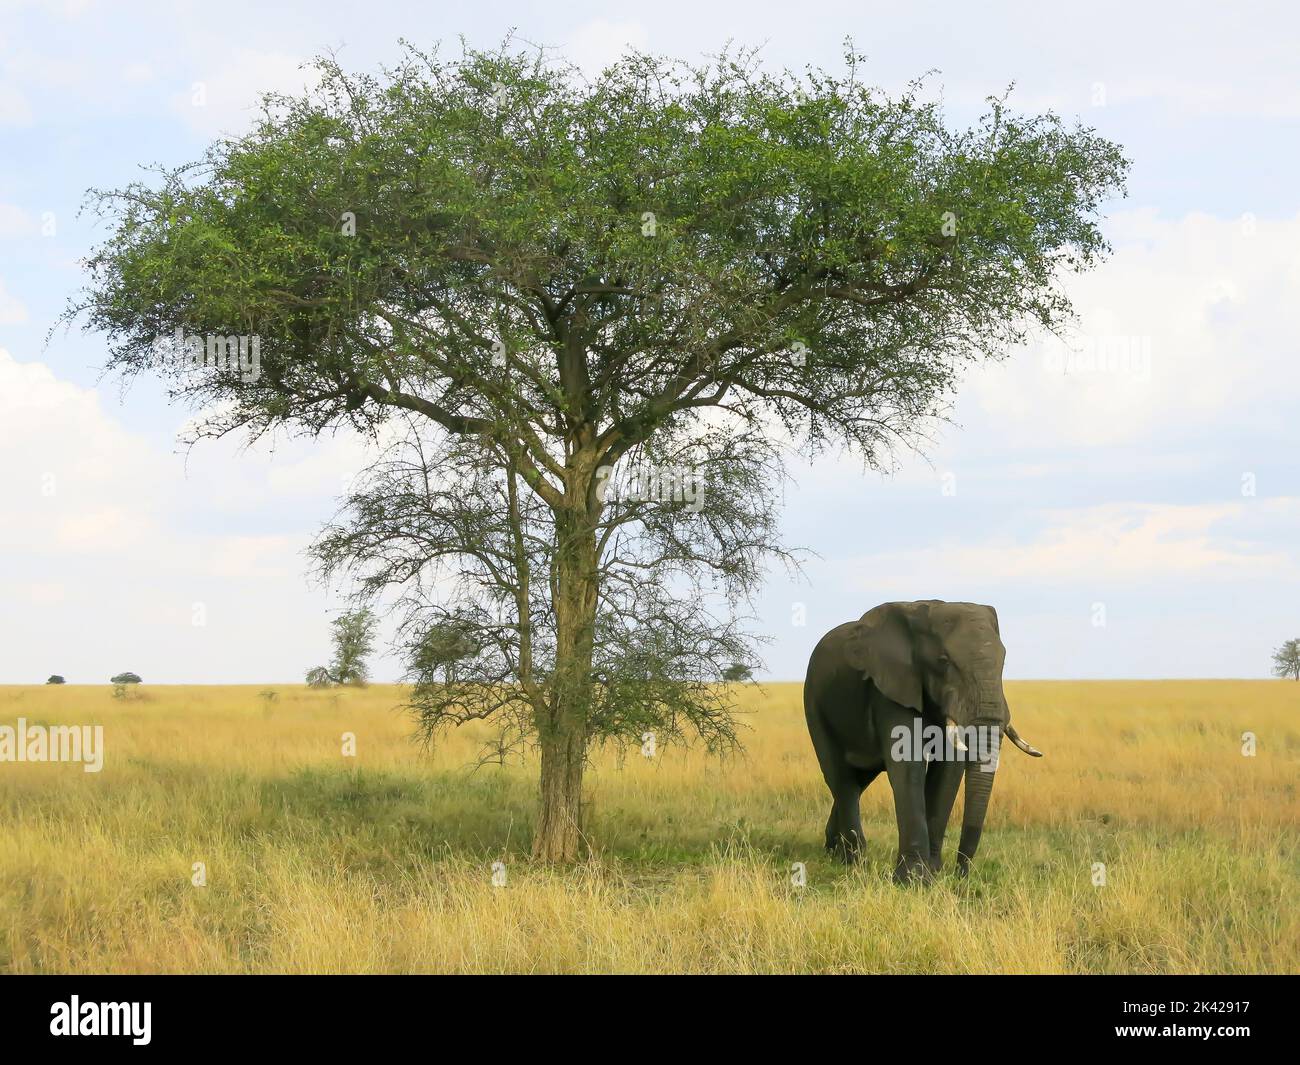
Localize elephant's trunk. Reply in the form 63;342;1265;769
972;664;1006;723
956;740;998;873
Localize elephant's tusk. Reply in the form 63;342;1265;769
1003;723;1043;757
945;719;968;752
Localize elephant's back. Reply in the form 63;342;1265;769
805;623;875;767
804;622;864;704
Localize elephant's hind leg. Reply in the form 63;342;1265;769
807;696;871;863
824;769;878;863
827;787;864;862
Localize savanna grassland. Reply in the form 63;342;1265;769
0;681;1295;974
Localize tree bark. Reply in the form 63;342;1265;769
531;464;600;862
533;717;588;862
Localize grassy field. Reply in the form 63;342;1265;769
0;680;1295;973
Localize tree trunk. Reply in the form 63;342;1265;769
533;721;587;862
531;481;600;862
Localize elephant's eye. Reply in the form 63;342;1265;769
937;654;950;666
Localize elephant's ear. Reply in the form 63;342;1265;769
844;603;924;712
983;604;1000;635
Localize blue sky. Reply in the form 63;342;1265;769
2;0;1298;682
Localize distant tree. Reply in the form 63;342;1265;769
1271;638;1300;681
46;675;66;685
305;666;333;689
722;663;754;683
329;609;378;686
110;672;141;700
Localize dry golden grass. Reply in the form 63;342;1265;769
0;680;1295;973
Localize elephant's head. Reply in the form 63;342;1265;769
844;600;1042;870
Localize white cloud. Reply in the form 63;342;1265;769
171;48;319;138
566;19;650;76
838;500;1300;597
942;75;1300;122
962;209;1300;447
55;505;156;552
0;348;168;554
25;580;66;605
0;82;31;125
0;202;35;237
1090;74;1300;120
206;533;302;579
0;1;97;16
0;277;28;322
0;348;361;682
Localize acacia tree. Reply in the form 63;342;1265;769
329;607;378;685
1272;639;1300;681
67;42;1127;860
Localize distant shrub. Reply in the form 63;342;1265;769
110;672;141;699
258;688;280;717
46;675;66;684
305;666;333;689
722;663;754;682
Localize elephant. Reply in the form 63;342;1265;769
804;600;1042;882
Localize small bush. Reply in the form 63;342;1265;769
305;666;333;689
46;675;66;685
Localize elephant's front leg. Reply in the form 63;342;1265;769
884;752;931;884
924;757;964;872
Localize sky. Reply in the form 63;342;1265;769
1;0;1298;682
